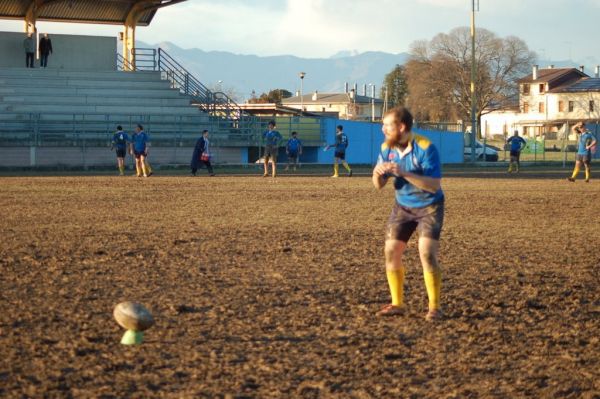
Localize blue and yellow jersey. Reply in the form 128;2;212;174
507;136;526;152
287;137;302;153
331;132;348;152
578;132;596;155
377;133;444;208
263;130;282;146
112;131;129;150
132;131;150;153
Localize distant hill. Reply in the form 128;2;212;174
136;41;410;101
133;42;600;102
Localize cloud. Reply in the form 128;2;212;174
0;0;597;63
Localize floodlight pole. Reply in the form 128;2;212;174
470;0;478;162
299;72;306;114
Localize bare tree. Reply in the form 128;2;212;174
405;27;536;127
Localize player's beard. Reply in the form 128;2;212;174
385;132;407;149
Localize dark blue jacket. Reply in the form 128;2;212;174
191;137;207;169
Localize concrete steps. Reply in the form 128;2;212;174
0;67;163;81
1;103;203;115
0;67;256;167
1;95;192;107
0;86;184;98
0;67;203;117
0;77;173;89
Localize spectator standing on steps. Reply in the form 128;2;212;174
24;34;35;68
39;34;53;68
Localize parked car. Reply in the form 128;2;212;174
464;140;499;161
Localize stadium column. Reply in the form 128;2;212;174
123;1;148;70
24;0;42;34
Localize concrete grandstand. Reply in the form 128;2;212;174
0;0;269;168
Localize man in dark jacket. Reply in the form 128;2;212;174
24;34;35;68
191;130;215;176
39;34;53;68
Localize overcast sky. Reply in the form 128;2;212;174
1;0;599;62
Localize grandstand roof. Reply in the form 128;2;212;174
0;0;186;26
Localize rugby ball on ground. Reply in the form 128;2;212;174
113;301;154;331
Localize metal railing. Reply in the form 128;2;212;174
116;53;136;72
0;112;328;167
0;112;213;146
132;47;246;119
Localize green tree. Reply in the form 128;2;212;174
381;64;408;106
248;89;293;104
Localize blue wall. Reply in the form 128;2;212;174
317;118;464;165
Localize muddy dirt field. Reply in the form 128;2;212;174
0;174;599;398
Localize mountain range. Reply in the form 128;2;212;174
136;41;409;101
136;41;598;103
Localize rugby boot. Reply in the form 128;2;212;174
376;304;404;316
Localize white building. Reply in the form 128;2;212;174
482;65;600;139
282;90;384;121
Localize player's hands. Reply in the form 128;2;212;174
386;163;405;176
373;163;388;176
374;162;404;177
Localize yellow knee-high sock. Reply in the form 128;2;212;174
386;268;405;307
508;162;513;172
342;161;351;172
118;165;125;175
141;160;148;176
333;163;339;176
135;162;141;176
571;165;580;179
424;270;442;310
144;160;152;174
585;168;590;181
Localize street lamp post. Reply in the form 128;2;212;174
369;83;376;122
299;72;306;113
470;0;479;162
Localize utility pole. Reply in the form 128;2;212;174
299;72;306;113
470;0;479;162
